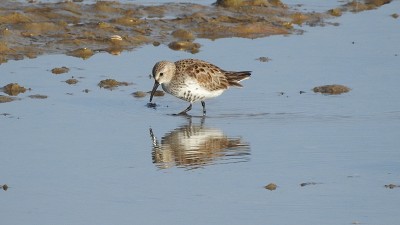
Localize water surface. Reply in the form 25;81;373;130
1;1;400;225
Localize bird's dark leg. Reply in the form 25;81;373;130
178;103;192;115
201;101;206;116
149;128;159;147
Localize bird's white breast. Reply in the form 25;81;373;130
162;78;224;103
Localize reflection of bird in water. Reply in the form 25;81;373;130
150;118;250;170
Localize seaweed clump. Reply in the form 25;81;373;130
2;83;27;96
98;79;131;89
313;84;351;95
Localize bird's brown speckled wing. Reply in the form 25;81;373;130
178;59;230;91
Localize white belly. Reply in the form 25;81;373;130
162;81;224;103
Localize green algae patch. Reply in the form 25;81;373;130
2;83;27;96
98;79;131;89
313;84;351;95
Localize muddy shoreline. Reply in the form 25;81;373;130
0;0;393;64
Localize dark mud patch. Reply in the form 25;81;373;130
147;102;158;109
1;83;28;96
28;94;48;99
98;79;131;89
313;84;351;95
256;56;271;62
1;184;8;191
0;1;390;64
384;184;400;189
300;182;322;187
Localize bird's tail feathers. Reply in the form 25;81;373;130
225;71;251;87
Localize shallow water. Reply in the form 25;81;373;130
1;1;400;225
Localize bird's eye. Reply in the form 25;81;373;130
159;72;164;76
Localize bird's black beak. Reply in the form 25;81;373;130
150;81;160;102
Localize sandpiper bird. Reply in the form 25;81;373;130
149;59;251;115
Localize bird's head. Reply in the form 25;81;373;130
150;61;175;102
